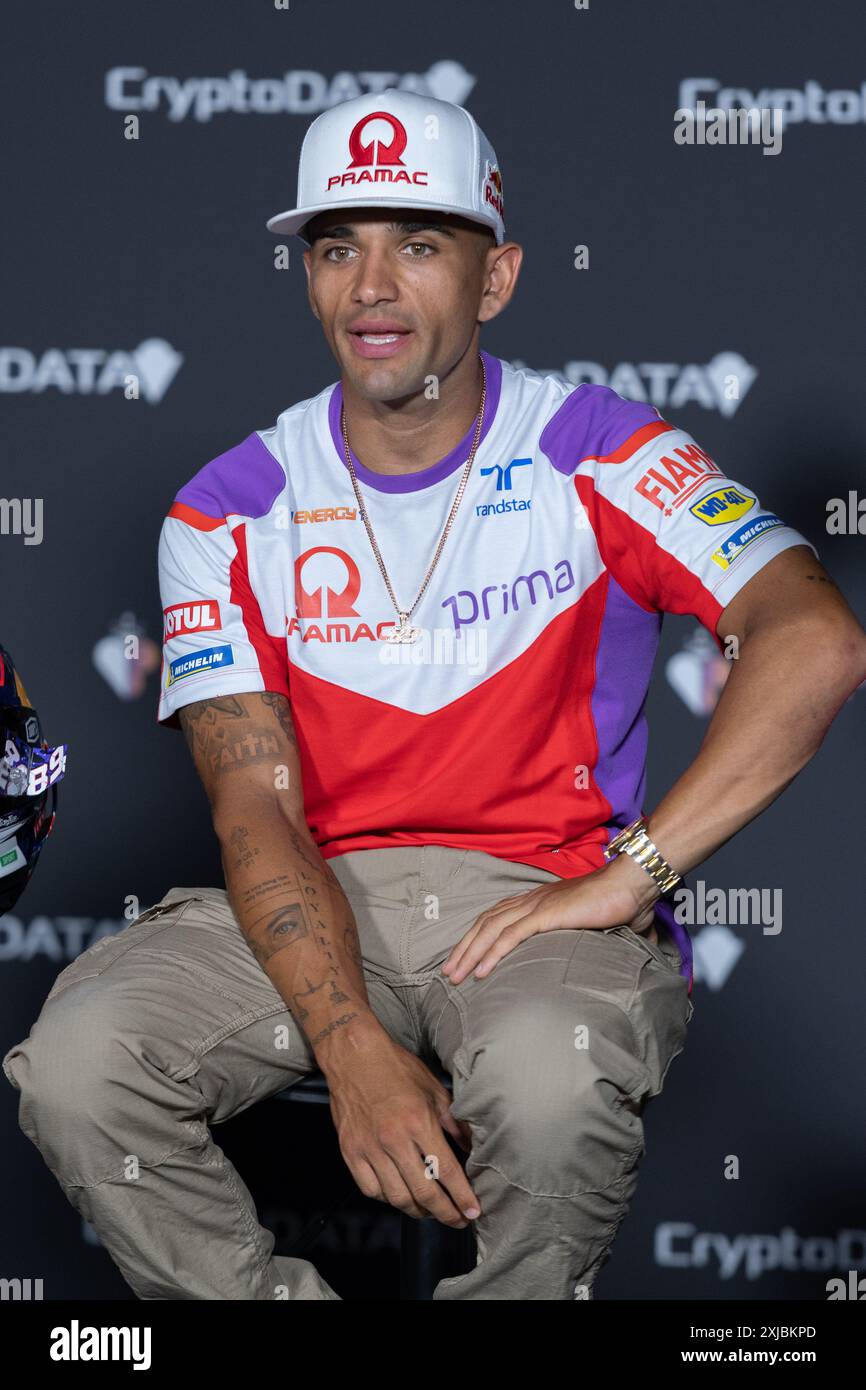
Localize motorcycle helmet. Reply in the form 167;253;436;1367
0;643;66;915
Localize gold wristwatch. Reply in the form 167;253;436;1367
603;817;681;896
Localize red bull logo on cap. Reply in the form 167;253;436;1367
483;160;504;219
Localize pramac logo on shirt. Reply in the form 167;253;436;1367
289;547;394;642
327;111;428;192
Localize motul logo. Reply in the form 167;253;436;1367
327;111;428;192
163;600;221;639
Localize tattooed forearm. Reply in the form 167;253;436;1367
179;693;301;785
179;692;380;1060
228;824;260;870
292;972;350;1023
343;926;363;967
309;1013;360;1048
261;691;299;749
246;901;311;967
230;860;371;1045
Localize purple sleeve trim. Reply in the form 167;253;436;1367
539;384;661;476
174;432;286;520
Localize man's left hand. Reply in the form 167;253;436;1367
441;860;660;984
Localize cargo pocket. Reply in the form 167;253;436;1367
598;927;692;1097
43;895;204;1005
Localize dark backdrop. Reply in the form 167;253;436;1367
2;0;864;1300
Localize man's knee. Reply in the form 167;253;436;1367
452;994;647;1196
3;979;172;1184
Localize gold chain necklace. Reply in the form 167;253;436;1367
340;353;487;644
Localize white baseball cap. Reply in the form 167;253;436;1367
266;88;505;245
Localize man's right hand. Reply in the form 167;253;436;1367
320;1020;481;1227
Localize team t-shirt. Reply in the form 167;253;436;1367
157;349;818;989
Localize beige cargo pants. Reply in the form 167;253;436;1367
3;844;693;1300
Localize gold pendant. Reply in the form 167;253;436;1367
385;613;422;644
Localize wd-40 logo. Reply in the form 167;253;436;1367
475;457;533;518
289;547;394;642
634;445;724;516
689;486;756;526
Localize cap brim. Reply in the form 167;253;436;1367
266;197;502;243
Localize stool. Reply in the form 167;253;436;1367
275;1059;476;1299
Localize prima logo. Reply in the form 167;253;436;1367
104;61;476;123
0;339;183;402
511;353;757;417
440;559;575;632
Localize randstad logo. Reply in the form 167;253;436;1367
689;486;756;526
475;458;533;518
480;458;531;493
289;547;394;642
329;112;427;193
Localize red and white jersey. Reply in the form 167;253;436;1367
157;349;817;986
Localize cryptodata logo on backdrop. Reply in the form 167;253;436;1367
104;61;476;122
679;78;866;126
510;353;757;417
0;339;183;402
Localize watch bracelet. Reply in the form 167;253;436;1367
606;818;681;895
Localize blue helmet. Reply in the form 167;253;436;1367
0;644;66;916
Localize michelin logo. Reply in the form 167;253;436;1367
711;515;783;570
167;644;234;686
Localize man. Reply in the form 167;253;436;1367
5;89;866;1302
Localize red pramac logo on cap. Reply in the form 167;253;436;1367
348;111;407;167
326;111;428;192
